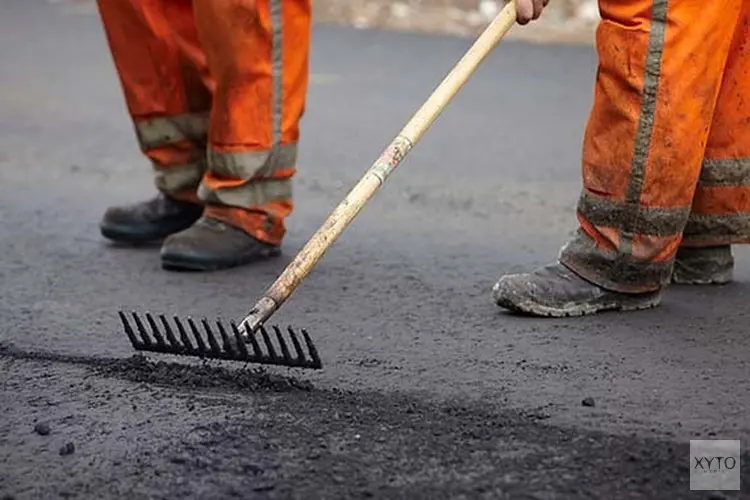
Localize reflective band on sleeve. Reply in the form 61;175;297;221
135;112;210;150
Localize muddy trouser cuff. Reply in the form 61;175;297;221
681;214;750;246
153;159;207;200
558;229;673;294
195;143;298;245
134;112;212;203
197;143;297;209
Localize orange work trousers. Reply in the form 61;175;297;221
96;0;311;246
559;0;750;293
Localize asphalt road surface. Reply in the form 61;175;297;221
1;1;748;499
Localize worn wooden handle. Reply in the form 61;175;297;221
239;1;518;334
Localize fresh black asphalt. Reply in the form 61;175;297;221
1;1;748;498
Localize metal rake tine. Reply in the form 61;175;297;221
116;311;322;369
237;320;263;359
272;326;293;363
258;325;279;361
149;314;182;351
173;316;196;354
118;311;142;348
215;321;238;358
200;318;222;355
227;321;250;359
131;312;152;347
144;312;167;348
301;329;322;368
287;326;308;364
186;317;208;354
157;315;181;351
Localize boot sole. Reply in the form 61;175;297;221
100;221;197;244
670;271;733;285
160;248;282;272
100;223;170;244
494;292;662;318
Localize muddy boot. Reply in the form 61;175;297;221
671;245;733;285
491;262;662;317
100;192;203;243
160;216;281;271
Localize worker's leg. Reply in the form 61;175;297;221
96;0;213;243
492;0;743;316
672;3;750;285
160;0;311;270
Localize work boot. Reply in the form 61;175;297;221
492;262;662;317
160;216;281;271
100;192;203;243
672;245;733;285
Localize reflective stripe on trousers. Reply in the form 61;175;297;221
134;112;209;151
193;0;309;215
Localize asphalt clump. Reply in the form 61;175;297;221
33;422;50;436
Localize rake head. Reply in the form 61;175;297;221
117;311;322;370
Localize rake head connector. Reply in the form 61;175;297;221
117;311;322;370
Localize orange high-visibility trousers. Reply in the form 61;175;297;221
559;0;749;293
96;0;311;246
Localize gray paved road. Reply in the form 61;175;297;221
1;1;748;498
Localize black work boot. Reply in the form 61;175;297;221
492;262;662;317
671;245;733;285
100;192;203;244
160;216;281;271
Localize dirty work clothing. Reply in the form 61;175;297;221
96;0;311;246
558;0;750;294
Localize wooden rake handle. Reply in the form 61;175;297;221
239;1;518;336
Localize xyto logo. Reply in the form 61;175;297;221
690;440;741;491
693;456;738;473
